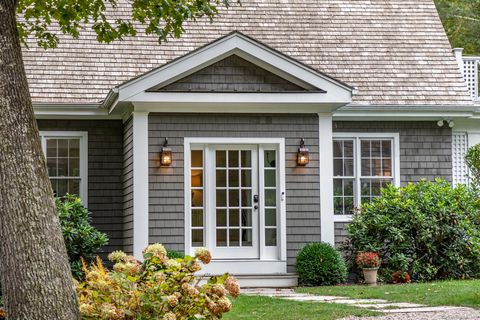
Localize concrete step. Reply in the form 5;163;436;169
199;274;298;288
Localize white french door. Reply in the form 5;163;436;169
209;145;259;259
186;140;284;261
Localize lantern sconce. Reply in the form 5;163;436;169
160;138;172;166
297;138;310;166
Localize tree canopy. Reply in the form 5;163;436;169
16;0;234;49
435;0;480;55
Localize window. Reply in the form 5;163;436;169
190;149;205;247
333;133;399;218
40;132;88;203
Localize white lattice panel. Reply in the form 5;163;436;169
463;59;479;100
452;133;469;185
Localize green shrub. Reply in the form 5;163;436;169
78;244;239;319
466;143;480;185
56;194;108;279
347;179;480;282
167;249;185;259
296;242;347;286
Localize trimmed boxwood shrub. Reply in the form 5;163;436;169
347;179;480;282
296;242;347;286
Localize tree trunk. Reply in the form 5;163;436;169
0;1;80;319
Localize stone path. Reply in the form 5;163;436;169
242;288;477;317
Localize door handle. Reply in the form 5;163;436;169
254;195;259;203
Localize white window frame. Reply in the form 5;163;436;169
39;131;88;205
332;132;400;222
184;137;286;262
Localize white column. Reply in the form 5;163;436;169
318;113;335;245
132;111;150;259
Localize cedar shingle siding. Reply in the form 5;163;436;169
148;113;320;272
332;121;453;245
123;118;134;254
158;55;307;92
37;120;124;255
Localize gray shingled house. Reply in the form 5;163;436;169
27;0;480;286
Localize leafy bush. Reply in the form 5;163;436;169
166;249;185;259
392;271;410;284
466;143;480;185
347;179;480;282
77;244;240;319
56;194;108;279
296;242;347;286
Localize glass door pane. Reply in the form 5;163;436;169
215;149;254;248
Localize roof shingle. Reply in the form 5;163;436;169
22;0;472;106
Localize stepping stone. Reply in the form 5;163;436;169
380;306;473;313
283;296;347;302
354;302;425;309
325;298;389;304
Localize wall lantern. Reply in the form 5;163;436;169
297;138;310;166
160;138;172;166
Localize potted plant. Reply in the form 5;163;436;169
355;252;381;285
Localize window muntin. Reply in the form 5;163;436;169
40;132;87;202
333;140;355;215
333;136;396;215
215;149;254;248
264;150;277;247
191;149;205;247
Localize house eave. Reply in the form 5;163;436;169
33;103;122;119
333;104;477;121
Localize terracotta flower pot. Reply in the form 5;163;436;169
362;268;378;285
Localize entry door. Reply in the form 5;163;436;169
209;145;259;259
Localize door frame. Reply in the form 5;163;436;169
184;137;287;262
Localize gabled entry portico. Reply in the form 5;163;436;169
107;32;353;282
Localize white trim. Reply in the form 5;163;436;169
34;104;122;119
183;137;287;264
333;105;475;121
39;131;88;205
109;33;352;113
132;112;150;259
118;33;352;100
318;114;335;245
199;260;287;275
332;132;401;222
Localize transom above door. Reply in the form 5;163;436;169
185;138;286;261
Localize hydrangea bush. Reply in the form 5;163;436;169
77;244;240;319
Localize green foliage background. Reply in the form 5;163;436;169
346;179;480;282
435;0;480;54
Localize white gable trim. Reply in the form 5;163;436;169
111;32;353;112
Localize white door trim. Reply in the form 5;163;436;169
184;137;286;263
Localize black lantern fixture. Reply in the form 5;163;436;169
297;138;309;166
160;138;172;166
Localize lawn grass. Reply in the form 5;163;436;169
297;279;480;309
224;295;379;320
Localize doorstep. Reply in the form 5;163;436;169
198;273;298;288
